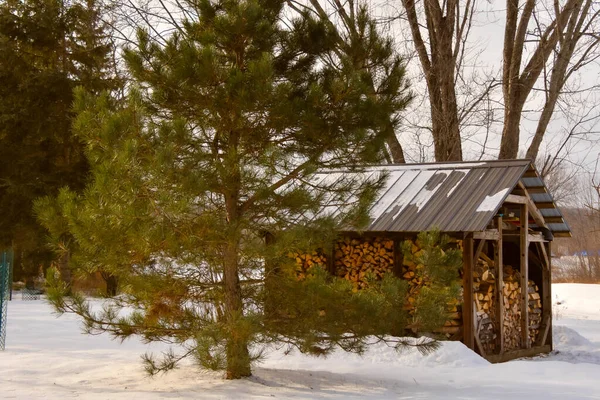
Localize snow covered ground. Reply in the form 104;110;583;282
1;284;600;399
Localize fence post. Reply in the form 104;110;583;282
0;250;9;350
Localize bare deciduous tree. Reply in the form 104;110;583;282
400;0;476;161
501;0;600;160
392;0;600;163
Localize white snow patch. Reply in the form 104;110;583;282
391;170;435;219
410;172;448;212
477;170;486;181
476;188;509;212
553;283;600;320
446;170;469;197
2;284;600;399
366;162;487;171
369;170;408;217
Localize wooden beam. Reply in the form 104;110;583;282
553;232;572;238
527;199;548;229
544;217;565;224
505;194;528;204
503;233;547;242
517;181;548;229
534;202;555;209
392;239;403;279
494;215;504;354
474;316;487;358
538;242;550;271
328;239;336;276
544;242;553;350
537;314;552;348
485;345;552;363
473;239;486;266
523;186;547;194
462;234;475;351
520;203;530;349
474;230;499;241
528;233;546;243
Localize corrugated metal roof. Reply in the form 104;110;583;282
313;159;571;236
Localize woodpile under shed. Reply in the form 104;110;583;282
473;260;543;353
333;237;394;290
290;159;569;363
289;251;327;280
401;239;462;337
292;237;465;337
289;228;549;361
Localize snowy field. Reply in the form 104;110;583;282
1;284;600;399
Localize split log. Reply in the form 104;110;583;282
333;237;394;290
290;251;328;280
473;256;497;354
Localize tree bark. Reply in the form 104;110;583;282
101;271;118;296
223;132;251;378
526;0;592;161
223;236;251;379
499;0;583;159
385;133;406;163
402;0;463;161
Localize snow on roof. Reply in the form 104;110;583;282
316;159;532;233
476;188;510;212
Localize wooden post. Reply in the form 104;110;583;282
462;234;475;350
494;215;504;354
473;239;486;267
520;204;530;349
540;241;553;349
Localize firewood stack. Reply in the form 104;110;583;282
402;239;463;337
401;242;426;287
290;251;328;280
333;237;394;290
473;255;497;353
528;280;542;344
473;257;543;353
502;266;522;350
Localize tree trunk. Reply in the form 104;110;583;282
499;0;584;160
402;0;463;162
385;131;406;163
526;0;590;161
498;100;524;159
223;236;251;379
223;170;251;378
101;272;118;296
431;94;462;162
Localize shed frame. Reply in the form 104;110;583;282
317;159;569;362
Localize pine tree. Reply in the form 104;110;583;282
36;0;415;379
0;0;118;282
401;230;463;333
